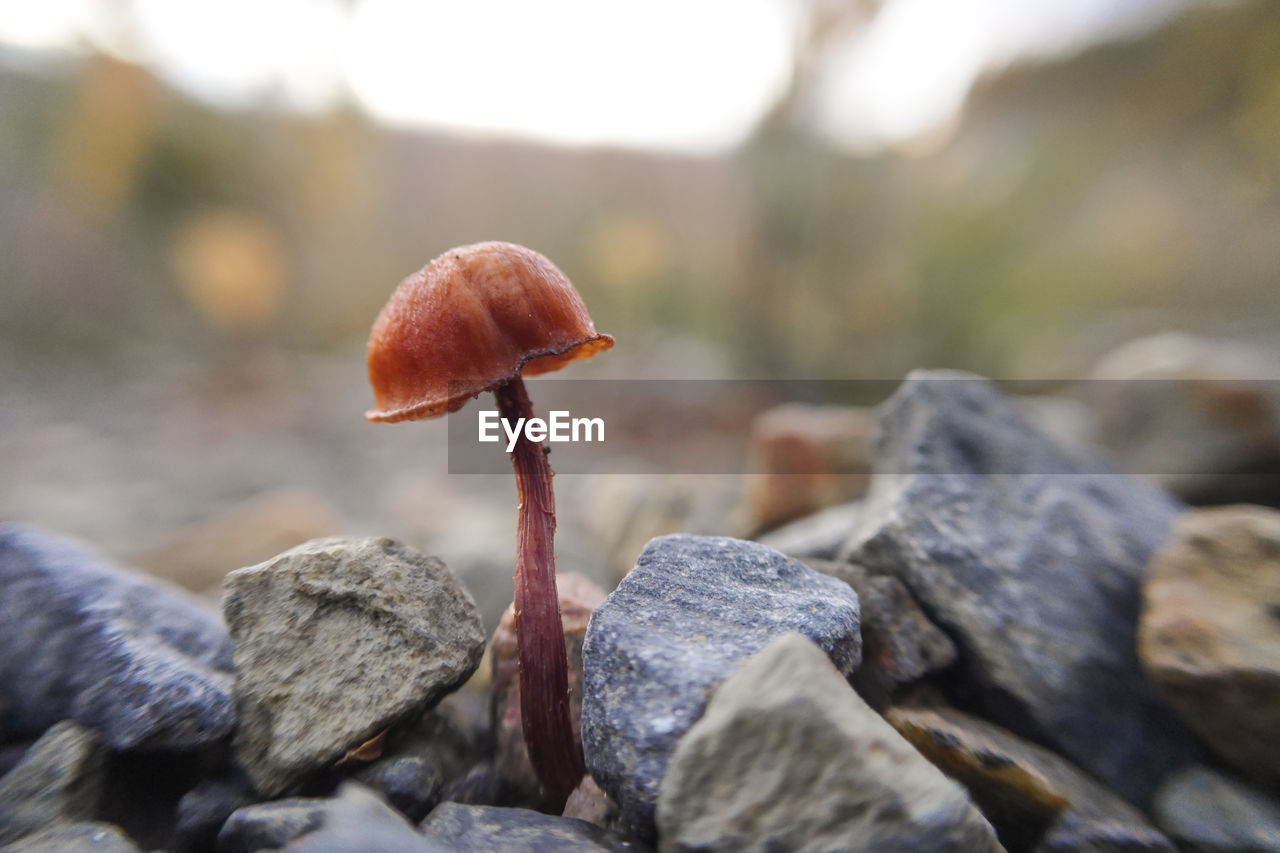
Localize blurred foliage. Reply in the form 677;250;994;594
0;0;1277;378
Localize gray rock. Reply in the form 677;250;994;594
282;783;444;853
353;754;442;823
0;822;140;852
656;634;1002;853
886;706;1174;852
0;721;106;846
217;798;327;853
420;803;639;852
175;777;255;853
222;537;485;796
582;535;861;842
841;371;1202;805
755;501;863;561
0;523;235;750
805;559;956;709
1138;506;1280;786
1153;766;1280;853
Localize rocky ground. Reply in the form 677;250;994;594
3;351;1280;851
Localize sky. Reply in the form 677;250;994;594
0;0;1195;154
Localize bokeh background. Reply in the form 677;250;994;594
2;0;1278;626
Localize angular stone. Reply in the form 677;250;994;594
223;537;485;796
0;721;106;846
216;798;327;853
562;775;625;836
1138;505;1280;785
805;559;956;709
1;822;140;853
353;754;443;823
657;634;1002;853
282;783;444;853
756;501;863;562
0;523;235;750
420;803;636;852
582;535;861;841
491;573;604;808
841;371;1202;804
886;707;1173;852
1153;765;1280;853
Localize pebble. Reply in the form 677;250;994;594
420;802;639;852
0;721;106;847
582;534;861;841
222;537;485;796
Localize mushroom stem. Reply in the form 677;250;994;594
493;375;585;806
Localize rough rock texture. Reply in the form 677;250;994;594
805;559;956;709
656;634;1002;853
582;535;862;841
886;707;1174;852
1153;765;1280;853
0;523;235;750
491;573;605;808
217;798;327;853
420;803;637;852
0;721;106;846
756;501;863;562
222;537;485;796
840;371;1202;804
0;822;141;852
283;783;445;853
563;775;626;836
1138;505;1280;785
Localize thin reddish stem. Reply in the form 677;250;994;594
494;376;585;807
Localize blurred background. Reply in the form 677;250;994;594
2;0;1278;625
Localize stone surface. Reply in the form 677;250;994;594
0;721;106;846
805;559;956;709
420;803;638;852
656;634;1002;853
744;403;874;533
755;501;863;562
0;822;141;852
1153;765;1280;853
886;706;1174;852
491;573;604;808
0;523;235;750
563;775;625;835
217;798;327;853
353;754;442;823
222;537;485;796
582;535;861;841
282;783;444;853
1138;505;1280;785
840;371;1202;804
175;777;256;853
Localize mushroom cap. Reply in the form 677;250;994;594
365;241;613;423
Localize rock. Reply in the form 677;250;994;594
217;798;327;853
840;371;1202;804
222;537;485;796
0;822;141;852
886;706;1174;852
582;535;861;841
1084;332;1280;507
1138;505;1280;785
491;573;605;808
563;775;625;836
744;403;874;533
420;803;638;852
353;754;442;823
281;783;444;853
0;523;235;750
439;763;500;807
0;721;106;846
755;501;862;561
656;634;1002;853
175;777;255;853
1153;765;1280;853
804;559;956;709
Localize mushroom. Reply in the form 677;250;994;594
365;241;613;805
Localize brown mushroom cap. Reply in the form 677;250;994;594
365;241;613;423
